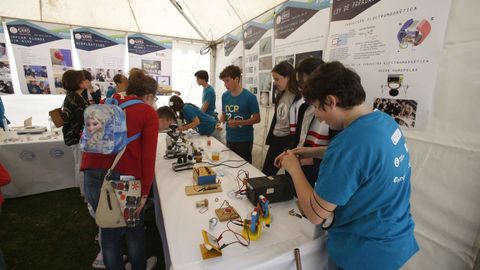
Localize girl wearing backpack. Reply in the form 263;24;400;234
81;69;159;269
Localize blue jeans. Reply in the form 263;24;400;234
102;212;146;270
84;169;146;270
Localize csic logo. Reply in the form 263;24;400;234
129;38;144;45
276;10;290;25
17;26;31;34
77;33;93;41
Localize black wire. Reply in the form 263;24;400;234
203;160;248;168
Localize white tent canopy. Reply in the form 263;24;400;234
0;0;285;41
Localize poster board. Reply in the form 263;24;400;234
128;33;173;90
244;9;275;106
73;27;126;97
325;0;452;129
7;20;73;94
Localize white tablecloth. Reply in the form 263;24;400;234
154;133;328;270
0;132;76;198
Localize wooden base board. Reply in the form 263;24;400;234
215;206;240;222
185;184;222;196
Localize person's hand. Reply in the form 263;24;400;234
135;196;148;216
228;119;241;127
215;122;223;131
274;151;287;168
281;150;301;173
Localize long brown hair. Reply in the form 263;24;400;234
272;61;299;101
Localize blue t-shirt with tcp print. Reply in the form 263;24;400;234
315;110;419;270
222;89;259;142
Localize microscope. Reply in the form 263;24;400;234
164;124;188;159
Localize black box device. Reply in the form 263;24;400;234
246;174;294;206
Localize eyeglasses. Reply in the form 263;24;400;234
153;95;158;102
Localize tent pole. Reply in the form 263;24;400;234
169;0;208;42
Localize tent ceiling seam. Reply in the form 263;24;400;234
226;0;243;24
169;0;208;42
127;0;141;33
179;0;210;41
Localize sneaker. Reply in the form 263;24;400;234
124;256;157;270
92;252;106;269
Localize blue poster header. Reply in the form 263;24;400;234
73;27;125;51
128;34;171;55
6;20;69;47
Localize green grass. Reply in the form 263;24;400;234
0;188;165;270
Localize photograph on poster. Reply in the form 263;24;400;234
331;33;348;47
249;86;258;94
247;54;258;63
0;43;6;57
142;60;162;75
275;55;294;66
259;36;272;55
156;76;170;86
0;61;13;95
50;49;73;94
27;79;50;94
381;74;409;97
23;65;48;81
259;56;273;71
373;98;417;128
93;68;114;82
295;50;323;68
50;49;72;67
259;72;272;91
397;18;432;49
260;91;270;106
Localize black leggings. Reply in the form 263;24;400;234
227;141;253;163
262;135;292;176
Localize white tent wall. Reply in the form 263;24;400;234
213;1;480;269
1;39;210;127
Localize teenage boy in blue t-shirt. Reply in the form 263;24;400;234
278;61;419;270
219;65;260;163
195;70;217;118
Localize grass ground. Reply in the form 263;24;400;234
0;188;165;270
